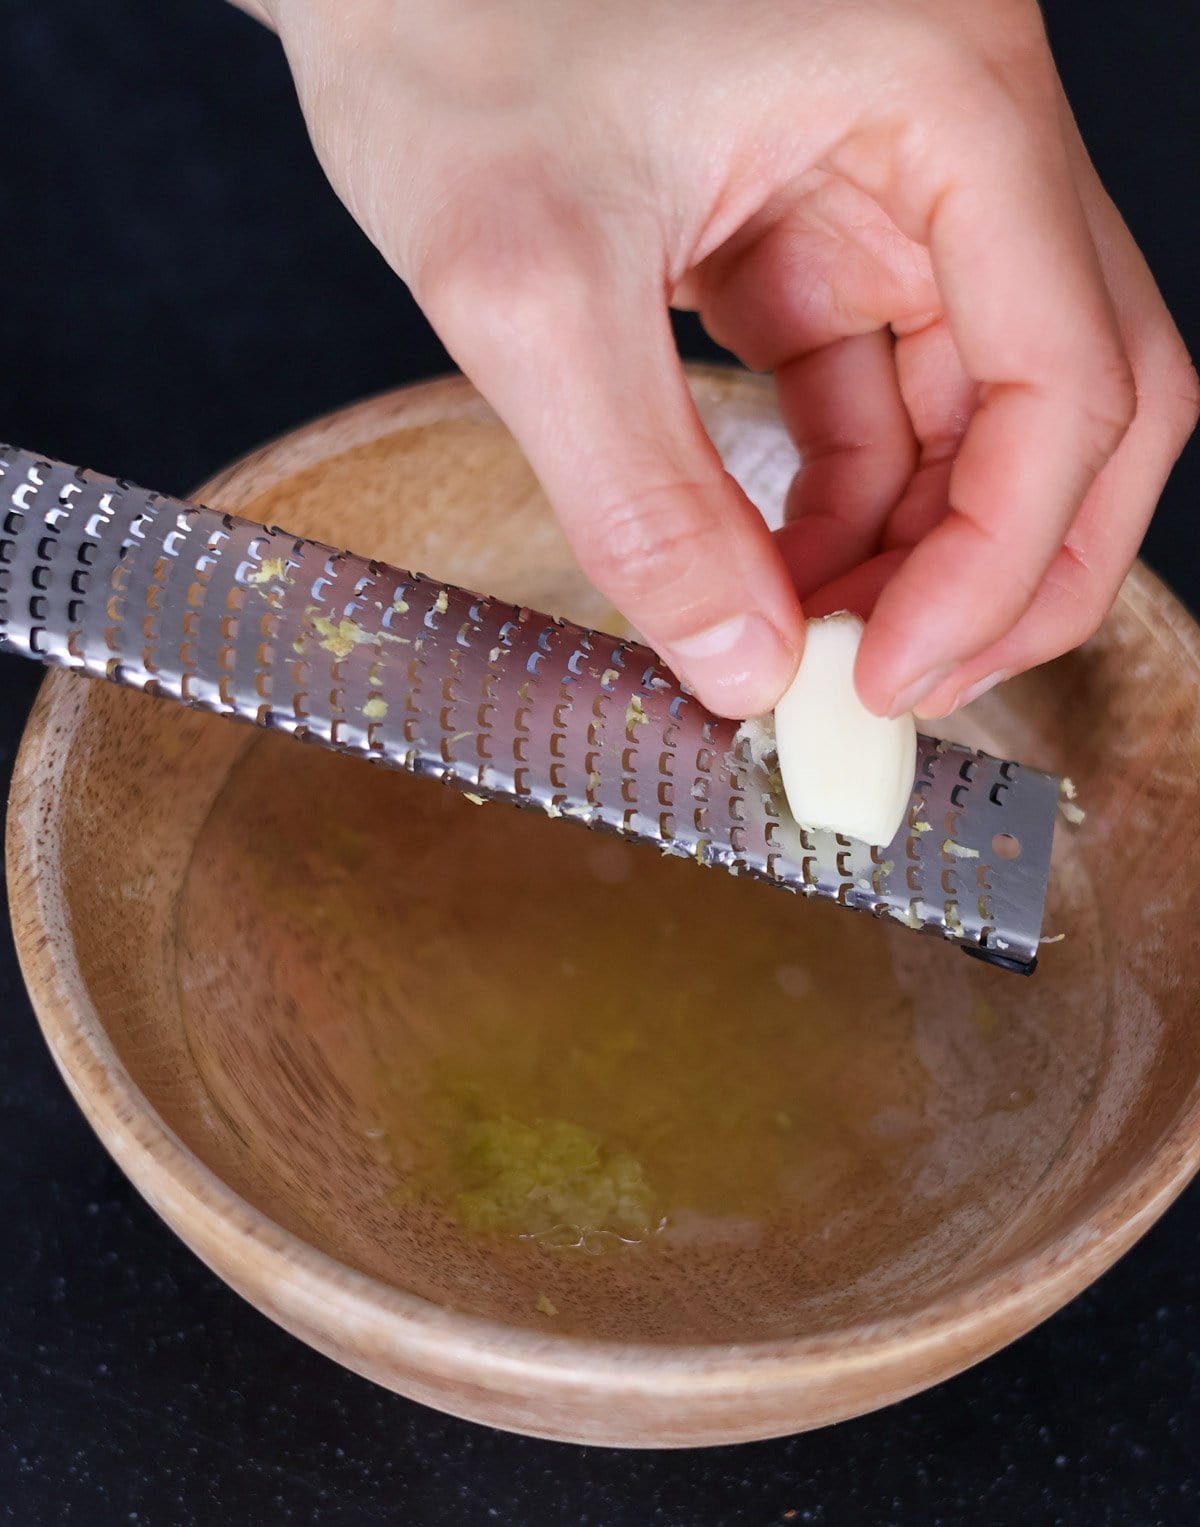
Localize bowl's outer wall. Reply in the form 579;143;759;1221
8;371;1200;1445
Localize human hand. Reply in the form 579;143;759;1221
252;0;1197;719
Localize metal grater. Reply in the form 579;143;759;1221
0;443;1058;972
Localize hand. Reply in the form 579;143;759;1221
254;0;1197;719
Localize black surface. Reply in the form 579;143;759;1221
1;3;1197;1523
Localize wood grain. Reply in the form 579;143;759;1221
7;366;1200;1446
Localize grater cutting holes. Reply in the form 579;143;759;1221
0;444;1058;972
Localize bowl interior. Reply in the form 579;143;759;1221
19;372;1200;1349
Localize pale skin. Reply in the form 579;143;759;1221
234;0;1197;720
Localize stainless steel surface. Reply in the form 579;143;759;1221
0;443;1058;970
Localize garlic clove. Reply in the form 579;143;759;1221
773;612;916;847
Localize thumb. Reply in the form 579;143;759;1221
419;244;804;718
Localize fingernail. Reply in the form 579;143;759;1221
913;689;960;722
670;614;798;718
913;666;1010;720
887;664;956;720
954;668;1010;712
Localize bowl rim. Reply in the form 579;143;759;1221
8;374;1200;1408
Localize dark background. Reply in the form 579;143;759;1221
1;2;1197;1523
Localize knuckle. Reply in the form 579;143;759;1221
1061;600;1109;651
579;481;726;609
1153;352;1200;448
928;1;1053;97
1041;556;1111;651
980;0;1051;63
413;14;538;114
1080;357;1138;464
1062;588;1109;647
412;169;589;339
919;3;1045;92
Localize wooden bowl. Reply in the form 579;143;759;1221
8;368;1200;1447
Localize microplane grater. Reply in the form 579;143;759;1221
0;444;1058;972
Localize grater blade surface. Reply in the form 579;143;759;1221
0;444;1058;971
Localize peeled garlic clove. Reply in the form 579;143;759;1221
773;612;916;846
